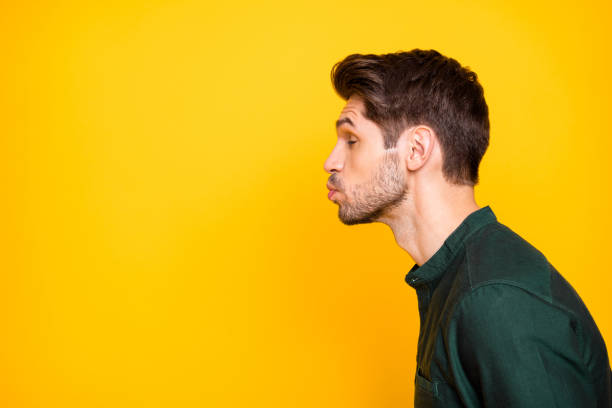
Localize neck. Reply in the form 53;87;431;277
378;182;480;266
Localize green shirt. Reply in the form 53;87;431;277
405;205;612;407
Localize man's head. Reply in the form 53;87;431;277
324;49;489;226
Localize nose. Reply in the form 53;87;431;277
324;144;344;174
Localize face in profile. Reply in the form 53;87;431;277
324;95;408;225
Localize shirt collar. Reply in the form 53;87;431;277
405;205;497;288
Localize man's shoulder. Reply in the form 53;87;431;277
438;221;556;330
460;221;552;298
450;221;597;324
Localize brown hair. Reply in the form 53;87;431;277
330;49;490;186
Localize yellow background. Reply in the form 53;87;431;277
3;0;611;406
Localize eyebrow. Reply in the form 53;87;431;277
335;117;355;129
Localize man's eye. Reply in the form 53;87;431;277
347;140;357;146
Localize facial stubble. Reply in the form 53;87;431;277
337;150;407;225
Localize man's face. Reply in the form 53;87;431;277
324;95;407;225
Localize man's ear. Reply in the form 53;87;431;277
405;126;435;171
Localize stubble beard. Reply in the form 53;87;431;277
337;150;408;226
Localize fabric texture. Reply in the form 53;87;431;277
405;205;612;407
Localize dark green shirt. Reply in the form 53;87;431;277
405;205;612;407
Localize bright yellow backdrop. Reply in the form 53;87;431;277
3;0;611;406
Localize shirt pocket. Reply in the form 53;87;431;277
414;369;440;408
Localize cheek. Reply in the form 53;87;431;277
346;152;378;181
345;153;366;175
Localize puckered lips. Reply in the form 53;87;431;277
327;183;339;200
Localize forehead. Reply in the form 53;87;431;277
336;95;367;131
339;95;365;120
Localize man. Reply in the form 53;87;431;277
324;49;612;407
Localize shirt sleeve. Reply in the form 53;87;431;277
446;283;600;408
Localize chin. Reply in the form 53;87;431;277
338;211;377;226
341;218;375;226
